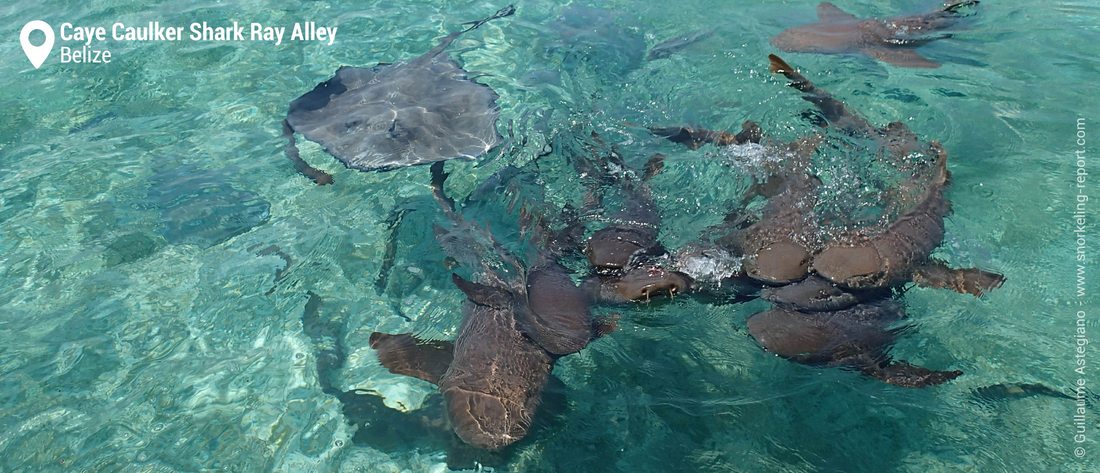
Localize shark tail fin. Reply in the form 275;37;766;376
768;54;794;74
943;1;979;14
768;54;812;91
863;361;963;388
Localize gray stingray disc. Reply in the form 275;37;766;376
287;58;502;171
285;6;517;173
281;6;508;176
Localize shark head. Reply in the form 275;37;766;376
444;386;533;450
585;226;663;272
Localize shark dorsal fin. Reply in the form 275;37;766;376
451;273;512;308
817;2;858;22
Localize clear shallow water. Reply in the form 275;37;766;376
0;0;1097;471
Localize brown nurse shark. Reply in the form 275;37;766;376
771;1;980;68
747;300;963;387
369;162;610;451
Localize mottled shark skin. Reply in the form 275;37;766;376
768;54;1005;295
728;135;826;285
576;145;669;273
761;275;864;312
651;119;830;286
283;6;514;182
771;1;980;68
370;161;604;451
812;142;951;289
565;138;696;302
747;301;963;387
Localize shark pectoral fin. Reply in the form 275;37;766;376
642;153;666;181
369;332;455;385
451;273;512;308
594;313;620;339
863;361;962;388
912;261;1006;296
734;120;764;144
817;2;858;22
861;47;941;68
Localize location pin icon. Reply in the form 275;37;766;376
20;20;55;69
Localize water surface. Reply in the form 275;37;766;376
1;1;1097;471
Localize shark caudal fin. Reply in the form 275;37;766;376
369;332;455;385
911;260;1006;297
767;54;816;91
864;361;962;388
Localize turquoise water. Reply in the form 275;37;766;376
1;0;1097;471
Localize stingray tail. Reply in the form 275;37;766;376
282;119;334;185
430;161;460;221
461;5;517;32
425;5;516;59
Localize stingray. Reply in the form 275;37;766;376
283;6;515;183
771;1;980;68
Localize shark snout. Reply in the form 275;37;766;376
613;266;693;301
